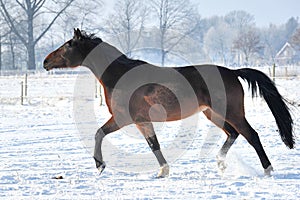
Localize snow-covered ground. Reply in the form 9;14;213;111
0;72;299;199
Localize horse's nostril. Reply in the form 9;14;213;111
44;59;48;65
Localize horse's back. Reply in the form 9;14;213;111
178;65;245;115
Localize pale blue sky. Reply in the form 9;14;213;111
106;0;299;27
193;0;299;26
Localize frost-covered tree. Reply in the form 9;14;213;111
225;10;255;31
284;17;299;40
291;28;300;49
233;27;262;65
261;24;285;64
0;0;75;70
203;22;235;65
106;0;148;56
0;16;10;71
59;0;102;38
150;0;199;66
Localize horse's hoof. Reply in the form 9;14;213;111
157;164;169;178
217;160;227;172
97;162;106;174
216;155;227;172
264;165;274;176
94;157;106;174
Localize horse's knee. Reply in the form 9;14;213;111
95;129;106;141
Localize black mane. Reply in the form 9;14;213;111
80;29;146;68
80;30;102;43
115;54;147;68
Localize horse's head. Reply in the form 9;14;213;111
43;28;102;71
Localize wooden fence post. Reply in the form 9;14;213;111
99;85;103;106
21;81;24;105
95;79;98;98
95;78;104;106
24;73;28;97
272;63;276;82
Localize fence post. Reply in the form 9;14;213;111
272;63;276;82
21;81;24;105
99;85;103;106
95;78;104;106
95;79;98;98
24;73;28;97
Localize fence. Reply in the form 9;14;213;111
252;65;300;78
0;65;299;106
0;73;104;106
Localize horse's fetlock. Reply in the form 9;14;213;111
157;164;169;178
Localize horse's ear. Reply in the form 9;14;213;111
73;28;82;40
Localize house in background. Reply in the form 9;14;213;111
275;42;300;65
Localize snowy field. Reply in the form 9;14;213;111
0;71;299;199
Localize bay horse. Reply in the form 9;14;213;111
43;29;294;177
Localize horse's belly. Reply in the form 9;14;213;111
131;83;208;122
148;98;208;122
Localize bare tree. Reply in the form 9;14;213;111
285;17;299;40
0;0;75;70
0;17;11;72
233;27;262;65
291;28;300;50
0;34;2;72
225;10;255;31
106;0;147;56
203;22;235;65
59;0;103;38
8;33;17;69
261;24;285;65
150;0;199;66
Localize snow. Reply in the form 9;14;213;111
0;72;299;199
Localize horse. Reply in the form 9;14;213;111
43;29;294;178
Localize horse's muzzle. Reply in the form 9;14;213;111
43;59;51;71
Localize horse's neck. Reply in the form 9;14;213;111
82;42;124;80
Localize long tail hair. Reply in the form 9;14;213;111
234;68;295;149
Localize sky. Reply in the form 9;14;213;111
193;0;300;27
106;0;299;27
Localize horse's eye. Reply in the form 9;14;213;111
66;41;72;47
67;40;79;48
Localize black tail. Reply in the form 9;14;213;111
234;68;295;149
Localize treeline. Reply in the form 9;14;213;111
0;0;299;71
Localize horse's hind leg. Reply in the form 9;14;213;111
227;116;273;176
203;110;239;171
216;124;239;171
136;122;169;178
218;123;239;158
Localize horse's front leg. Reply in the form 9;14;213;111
136;122;169;178
94;117;120;173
